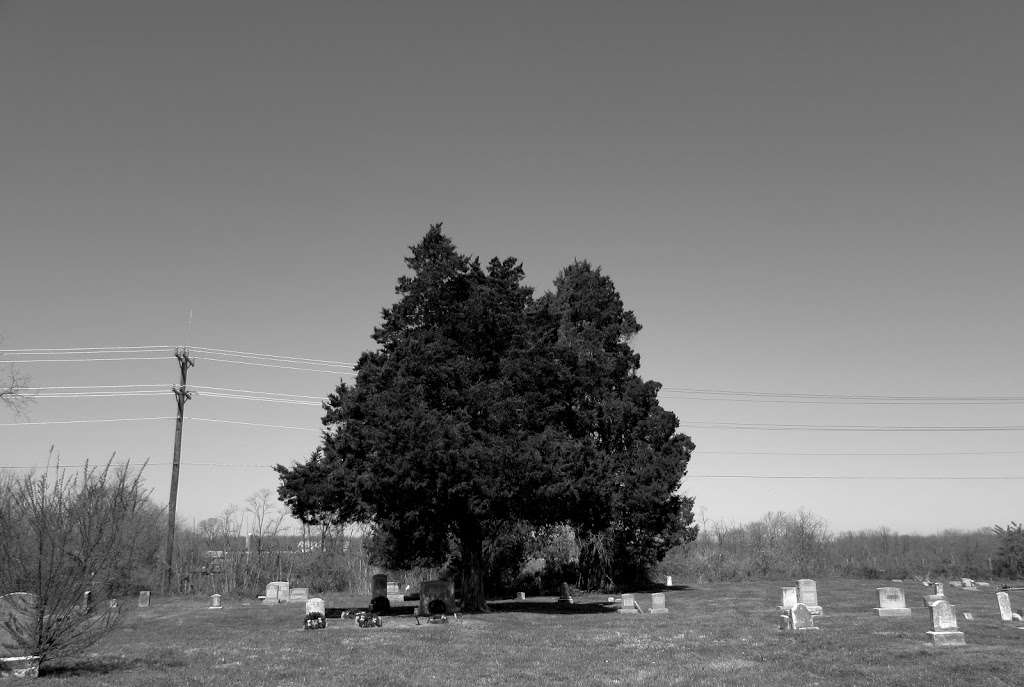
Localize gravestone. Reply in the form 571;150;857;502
263;581;288;605
557;582;574;607
83;590;94;615
0;593;38;658
138;590;151;608
289;588;309;603
304;598;326;630
961;578;976;590
371;574;388;600
386;582;404;605
796;579;822;615
926;600;965;646
779;587;798;611
932;582;944;597
997;592;1013;621
790;603;818;630
666;575;673;587
516;592;526;601
209;594;222;609
617;593;639;614
923;594;944;607
417;580;455;617
875;587;911;617
649;592;668;614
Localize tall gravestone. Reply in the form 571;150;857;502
371;574;388;600
138;590;151;608
797;579;822;615
418;580;455;617
779;587;798;611
875;587;911;617
264;581;288;605
926;599;965;646
997;591;1013;622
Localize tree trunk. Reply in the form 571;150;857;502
460;535;489;612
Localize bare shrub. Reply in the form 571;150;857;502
0;455;158;664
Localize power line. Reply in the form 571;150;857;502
193;392;321;406
662;387;1024;403
23;384;169;390
199;356;356;375
190;346;354;368
187;417;318;431
0;345;171;353
191;385;322;400
684;474;1024;480
698;449;1021;456
0;416;177;426
683;421;1024;432
1;356;170;363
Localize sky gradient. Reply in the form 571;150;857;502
2;0;1023;535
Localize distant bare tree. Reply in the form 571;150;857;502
1;362;33;417
246;489;285;555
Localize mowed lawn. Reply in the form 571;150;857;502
40;578;1024;686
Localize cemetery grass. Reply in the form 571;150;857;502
40;579;1024;687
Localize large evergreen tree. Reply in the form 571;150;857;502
276;226;695;609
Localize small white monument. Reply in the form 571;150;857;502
209;594;222;609
927;600;965;646
617;593;639;614
875;587;911;617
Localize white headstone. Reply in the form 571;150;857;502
649;592;668;614
796;579;822;614
875;587;911;617
516;592;526;601
305;598;326;616
926;599;965;646
665;575;673;587
618;593;639;614
138;590;151;608
780;586;798;610
209;594;222;609
997;592;1012;622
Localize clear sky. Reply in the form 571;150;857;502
2;0;1022;535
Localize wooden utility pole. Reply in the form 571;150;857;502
164;347;194;593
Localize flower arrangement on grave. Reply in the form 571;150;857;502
304;611;326;630
354;611;382;628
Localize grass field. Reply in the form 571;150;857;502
38;578;1024;686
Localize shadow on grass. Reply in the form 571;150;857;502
42;650;187;678
485;600;619;615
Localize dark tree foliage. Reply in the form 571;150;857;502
276;226;695;609
992;522;1024;577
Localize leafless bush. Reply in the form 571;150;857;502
0;454;158;664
